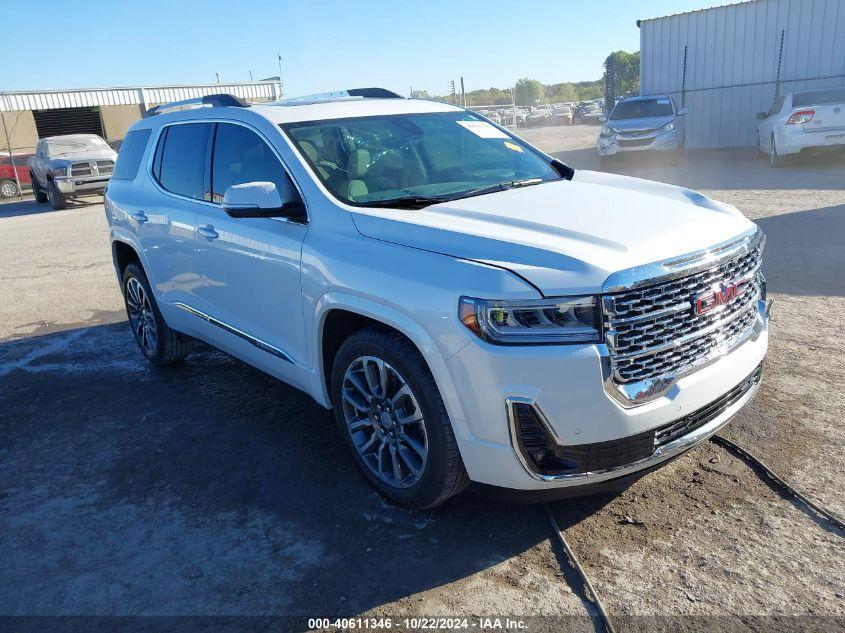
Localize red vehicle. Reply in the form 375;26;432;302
0;155;32;199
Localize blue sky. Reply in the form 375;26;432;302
11;0;718;96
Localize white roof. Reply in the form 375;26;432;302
251;98;461;124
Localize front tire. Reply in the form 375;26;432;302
122;263;194;365
47;180;67;210
331;328;469;508
31;174;48;203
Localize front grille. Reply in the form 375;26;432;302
71;163;92;176
618;137;654;147
654;363;762;447
70;160;113;177
604;238;763;384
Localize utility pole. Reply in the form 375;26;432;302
449;80;456;105
277;53;284;98
249;70;254;82
215;72;221;84
460;77;465;107
512;86;517;129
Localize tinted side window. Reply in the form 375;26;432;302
112;129;151;180
211;123;289;203
158;123;211;200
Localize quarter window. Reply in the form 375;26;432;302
112;129;151;181
156;123;211;200
211;123;290;204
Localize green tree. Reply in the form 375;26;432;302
410;89;431;99
515;78;545;106
603;50;640;97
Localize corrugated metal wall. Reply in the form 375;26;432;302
0;82;281;113
640;0;845;148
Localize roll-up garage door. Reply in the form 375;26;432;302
32;107;104;139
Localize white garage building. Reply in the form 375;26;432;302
0;80;282;156
639;0;845;148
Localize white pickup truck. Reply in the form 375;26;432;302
29;134;117;209
105;90;769;508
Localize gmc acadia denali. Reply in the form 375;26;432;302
105;89;769;508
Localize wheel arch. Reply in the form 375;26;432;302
111;239;142;280
312;293;469;429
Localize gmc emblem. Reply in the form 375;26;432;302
692;278;751;316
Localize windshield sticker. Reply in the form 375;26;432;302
457;120;509;139
657;98;671;104
503;141;524;152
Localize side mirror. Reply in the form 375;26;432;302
678;107;689;116
755;112;768;120
222;181;305;220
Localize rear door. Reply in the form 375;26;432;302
135;122;212;325
191;121;308;385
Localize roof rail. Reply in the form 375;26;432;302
144;93;250;117
272;87;404;106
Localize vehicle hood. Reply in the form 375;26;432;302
48;148;117;163
349;170;754;295
606;115;675;133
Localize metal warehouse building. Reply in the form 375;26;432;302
639;0;845;148
0;80;282;156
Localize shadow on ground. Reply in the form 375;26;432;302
0;197;100;219
755;204;845;297
0;323;616;617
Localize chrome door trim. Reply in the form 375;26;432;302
174;302;294;364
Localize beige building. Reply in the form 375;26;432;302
0;80;282;156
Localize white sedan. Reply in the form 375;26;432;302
756;87;845;167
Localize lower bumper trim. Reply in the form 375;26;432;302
507;363;762;485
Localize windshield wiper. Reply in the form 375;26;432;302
454;178;545;201
362;195;451;209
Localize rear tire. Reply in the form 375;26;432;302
122;263;194;365
331;328;469;509
47;180;67;210
756;133;765;159
32;174;48;203
0;179;18;199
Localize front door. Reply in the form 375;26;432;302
191;122;308;386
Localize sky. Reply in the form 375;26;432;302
9;0;722;96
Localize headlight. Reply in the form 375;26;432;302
459;296;601;345
600;125;616;137
52;167;68;177
660;121;676;132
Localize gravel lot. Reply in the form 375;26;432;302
1;123;843;629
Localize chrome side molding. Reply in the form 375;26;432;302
174;302;294;364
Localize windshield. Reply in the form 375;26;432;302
610;98;674;120
45;136;109;157
282;112;561;206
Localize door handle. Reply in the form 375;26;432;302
131;211;148;224
198;224;219;241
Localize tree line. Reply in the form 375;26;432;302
412;50;639;107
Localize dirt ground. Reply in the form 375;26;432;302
1;123;843;630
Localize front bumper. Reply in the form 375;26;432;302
55;177;110;196
597;129;680;156
444;302;768;491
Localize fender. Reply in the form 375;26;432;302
309;291;471;440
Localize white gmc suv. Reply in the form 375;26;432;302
105;89;769;508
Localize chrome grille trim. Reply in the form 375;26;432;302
600;227;767;407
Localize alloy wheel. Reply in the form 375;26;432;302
0;180;18;198
341;355;429;488
126;277;158;355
